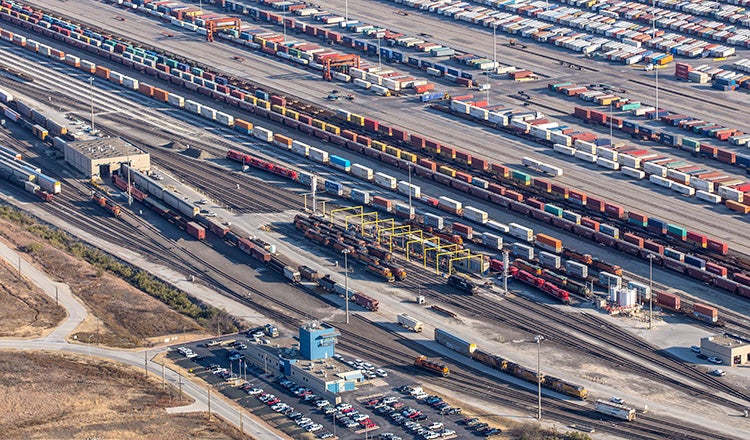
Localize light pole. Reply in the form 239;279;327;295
502;249;509;293
609;101;613;146
345;0;348;24
87;334;94;357
653;0;659;118
648;254;654;329
535;335;544;420
493;24;497;78
282;5;287;42
343;248;351;324
408;165;413;216
88;77;95;133
377;36;382;71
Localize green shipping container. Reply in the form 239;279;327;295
289;48;301;57
666;224;687;240
166;59;179;68
544;204;564;217
681;138;700;151
511;170;531;185
621;102;641;111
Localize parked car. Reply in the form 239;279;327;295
712;369;726;376
708;357;723;364
610;397;625;405
690;345;701;353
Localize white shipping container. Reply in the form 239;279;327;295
512;243;534;260
482;232;503;249
184;100;202;114
671;182;696;196
486;220;509;234
550;132;571;146
539;251;561;269
649;174;673;188
109;71;124;85
122;76;139;90
353;78;372;89
351;164;373;180
80;59;96;71
690;178;714;193
216;111;234;126
574;140;597;154
696;190;722;203
397;181;421;198
424;213;444;230
508;223;533;242
621;166;645;179
463;206;488;224
371;84;390;96
596;157;620;170
252;126;274;143
200;106;217;120
597;147;618;161
618;155;642;169
553;144;576;155
291;140;310;157
643;162;667;177
438;196;462;211
309;147;329;163
167;93;184;107
718;186;744;203
374;172;397;190
64;54;80;65
574;151;598;163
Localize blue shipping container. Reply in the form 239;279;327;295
329;155;351;172
684;255;706;270
325;181;344;196
350;189;370;204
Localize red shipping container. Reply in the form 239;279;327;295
298;114;313;125
505;190;523;202
455;171;472;183
471;157;489;172
418;158;437;171
686;231;707;248
488;183;506;195
358;135;372;147
371;196;392;211
657;291;680;310
693;303;718;319
706;238;728;255
186;222;206;240
587;197;604;212
581;217;600;231
644;240;664;254
569;190;587;204
455;150;472;164
270;95;286;107
734;273;750;287
472;100;488;108
705;262;728;277
573;107;590;119
490;163;509;178
628;211;648;225
526;198;544;210
364;118;379;131
391;128;409;142
456;77;472;87
604;202;624;219
623;233;644;248
411;135;426;149
414;83;435;94
440;146;456;159
533;178;551;193
452;222;473;238
570;132;597;142
342;130;357;141
732;183;750;192
230;90;246;100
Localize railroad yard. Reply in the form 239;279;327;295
1;0;750;438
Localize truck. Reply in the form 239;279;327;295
283;266;301;283
397;313;424;332
594;399;636;421
414;355;450;377
264;323;279;338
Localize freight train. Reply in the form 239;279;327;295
434;328;588;400
0;145;57;201
414;355;450;377
4;5;745;300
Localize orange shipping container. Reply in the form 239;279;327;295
138;83;154;97
726;200;750;214
273;133;292;148
235;119;253;133
152;88;169;102
536;233;562;253
95;66;110;79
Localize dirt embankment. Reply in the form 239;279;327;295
0;218;201;348
0;257;65;338
0;351;247;440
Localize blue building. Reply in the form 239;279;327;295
299;322;339;360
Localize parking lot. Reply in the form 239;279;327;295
166;333;501;439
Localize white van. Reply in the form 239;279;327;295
478;83;491;91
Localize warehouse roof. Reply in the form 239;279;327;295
67;137;146;160
708;334;750;348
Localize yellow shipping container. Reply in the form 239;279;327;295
372;140;387;152
272;104;286;115
312;119;326;129
244;95;257;105
351;114;365;126
325;124;340;135
286;109;299;120
439;166;457;177
385;145;402;158
401;151;417;163
256;99;270;110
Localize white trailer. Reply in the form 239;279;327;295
594;399;636;421
397;313;423;332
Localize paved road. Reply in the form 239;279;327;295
0;240;289;440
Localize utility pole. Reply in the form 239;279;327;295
648;254;654;329
502;250;509;293
343;249;351;324
207;388;211;420
162;363;165;390
55;286;58;305
609;101;613;146
535;335;544;420
282;5;287;42
311;175;318;214
89;77;95;133
653;0;659;119
178;372;183;400
144;350;148;378
408;165;413;216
